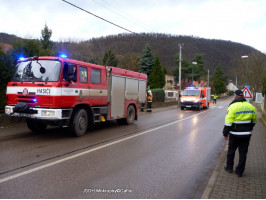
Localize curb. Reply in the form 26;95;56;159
201;144;228;199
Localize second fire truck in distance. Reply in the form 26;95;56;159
180;87;211;111
5;56;147;137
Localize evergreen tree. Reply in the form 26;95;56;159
210;65;227;94
138;43;154;76
102;50;118;67
163;67;168;75
172;54;191;83
148;56;166;89
40;24;53;55
192;53;207;82
12;39;42;59
212;64;227;82
0;49;14;109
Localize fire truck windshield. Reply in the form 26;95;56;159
183;90;201;96
12;60;61;82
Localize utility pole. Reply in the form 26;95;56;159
208;69;209;87
178;44;183;106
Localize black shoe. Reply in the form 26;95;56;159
235;172;242;177
224;166;233;173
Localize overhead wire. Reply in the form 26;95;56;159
61;0;181;56
62;0;137;35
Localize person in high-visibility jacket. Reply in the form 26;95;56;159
147;90;153;112
223;89;257;177
212;94;218;104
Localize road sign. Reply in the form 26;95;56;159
242;86;252;99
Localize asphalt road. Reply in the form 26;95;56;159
0;98;232;198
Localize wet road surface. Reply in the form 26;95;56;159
0;98;232;198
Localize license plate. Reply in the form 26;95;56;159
186;106;191;107
19;113;30;117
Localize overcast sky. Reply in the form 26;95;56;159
1;0;266;53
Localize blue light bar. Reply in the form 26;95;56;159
18;57;25;61
33;98;37;103
59;54;68;58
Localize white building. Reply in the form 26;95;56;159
226;80;238;91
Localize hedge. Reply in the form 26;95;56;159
151;88;165;102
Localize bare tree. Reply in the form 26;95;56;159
234;51;266;93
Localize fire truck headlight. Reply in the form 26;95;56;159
5;107;12;114
41;110;55;116
194;99;199;102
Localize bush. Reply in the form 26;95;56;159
228;90;234;96
151;88;165;102
263;76;266;96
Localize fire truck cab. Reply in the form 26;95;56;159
5;56;147;137
180;87;211;111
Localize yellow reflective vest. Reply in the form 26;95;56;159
223;97;257;136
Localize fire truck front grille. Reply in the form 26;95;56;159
17;96;36;103
182;102;196;105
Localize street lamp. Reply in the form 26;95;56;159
241;55;248;86
178;44;183;106
192;61;197;86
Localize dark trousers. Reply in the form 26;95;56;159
213;99;216;104
140;103;145;112
147;101;152;112
226;134;251;175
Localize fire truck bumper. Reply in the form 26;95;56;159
5;105;71;120
181;102;201;108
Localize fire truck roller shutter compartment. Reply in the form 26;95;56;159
138;80;147;103
111;75;125;119
125;78;138;101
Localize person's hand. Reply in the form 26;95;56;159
224;136;228;140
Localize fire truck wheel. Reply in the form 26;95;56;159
125;105;135;125
70;108;88;137
26;119;47;133
198;104;201;111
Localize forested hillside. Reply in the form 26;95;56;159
0;32;259;79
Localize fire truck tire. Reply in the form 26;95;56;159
198;104;201;111
26;119;47;133
70;108;88;137
124;105;135;125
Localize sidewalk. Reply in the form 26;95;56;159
202;112;266;199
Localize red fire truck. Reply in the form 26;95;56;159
5;56;147;136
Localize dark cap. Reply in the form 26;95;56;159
234;90;243;96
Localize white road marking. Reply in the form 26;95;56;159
0;110;209;184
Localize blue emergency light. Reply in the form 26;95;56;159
18;56;25;61
59;54;68;58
